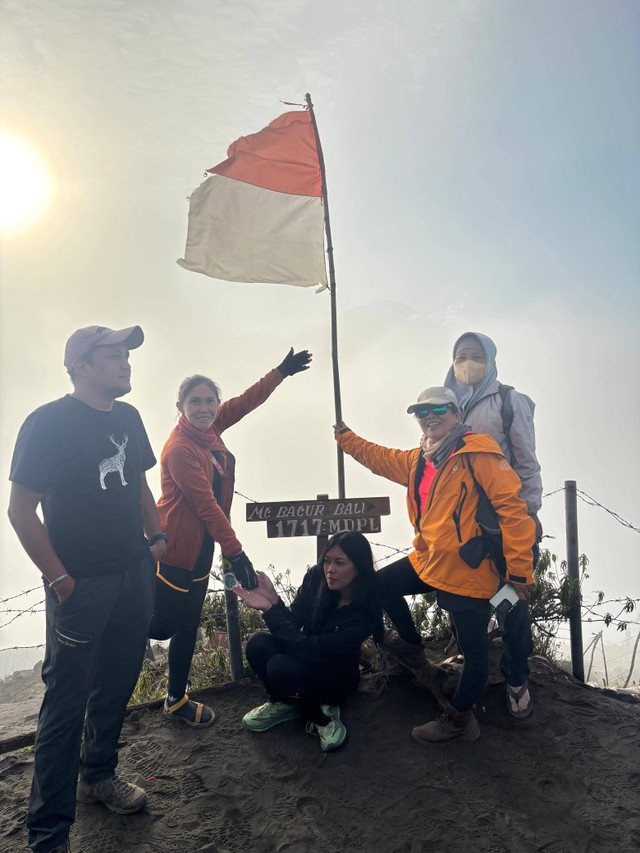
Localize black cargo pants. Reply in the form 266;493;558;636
27;554;154;852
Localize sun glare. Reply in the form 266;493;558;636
0;130;54;236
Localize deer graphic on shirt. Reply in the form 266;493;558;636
98;435;128;490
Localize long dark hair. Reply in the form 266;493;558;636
310;532;384;644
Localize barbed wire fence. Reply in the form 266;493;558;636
218;484;640;688
1;483;638;686
0;583;46;679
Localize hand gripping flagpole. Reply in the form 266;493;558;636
305;93;346;500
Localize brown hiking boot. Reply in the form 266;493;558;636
77;774;147;814
382;630;426;667
382;630;450;697
411;701;480;745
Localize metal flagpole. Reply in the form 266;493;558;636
305;92;346;500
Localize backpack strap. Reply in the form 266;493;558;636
463;455;492;516
498;384;514;432
498;383;515;463
463;454;507;578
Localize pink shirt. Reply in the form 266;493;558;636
418;457;437;512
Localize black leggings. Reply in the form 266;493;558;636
377;556;531;710
448;607;491;711
245;632;359;725
149;534;214;698
376;556;431;644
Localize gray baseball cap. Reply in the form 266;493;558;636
407;386;459;414
64;325;144;369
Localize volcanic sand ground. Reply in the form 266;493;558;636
1;652;638;853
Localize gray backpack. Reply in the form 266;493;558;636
498;383;535;463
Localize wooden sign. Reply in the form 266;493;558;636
246;496;390;539
246;496;390;522
266;515;383;539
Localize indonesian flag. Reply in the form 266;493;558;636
177;110;327;288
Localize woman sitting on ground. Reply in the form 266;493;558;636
233;531;383;752
150;349;311;727
334;387;536;744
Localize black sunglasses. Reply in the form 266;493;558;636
413;404;455;419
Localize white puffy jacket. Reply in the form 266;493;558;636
462;380;542;514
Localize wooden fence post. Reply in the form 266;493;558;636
225;590;243;682
565;480;585;682
316;493;329;565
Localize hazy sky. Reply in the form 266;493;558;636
1;0;639;657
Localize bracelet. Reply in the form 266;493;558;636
149;533;168;546
49;573;69;589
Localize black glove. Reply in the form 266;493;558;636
222;551;258;590
276;348;312;377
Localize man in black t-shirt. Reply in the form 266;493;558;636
8;325;167;853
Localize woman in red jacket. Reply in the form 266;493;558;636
151;349;311;726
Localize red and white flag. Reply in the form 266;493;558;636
177;110;327;288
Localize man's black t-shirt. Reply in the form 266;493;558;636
10;395;156;577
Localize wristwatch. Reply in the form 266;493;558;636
149;533;168;546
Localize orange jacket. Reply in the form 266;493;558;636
158;369;283;570
336;429;535;598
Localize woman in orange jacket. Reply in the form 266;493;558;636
335;386;536;743
151;349;311;726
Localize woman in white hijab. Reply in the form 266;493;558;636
444;332;542;540
445;332;541;718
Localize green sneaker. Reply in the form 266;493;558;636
242;701;300;732
307;704;347;751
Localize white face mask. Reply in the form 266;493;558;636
454;360;487;386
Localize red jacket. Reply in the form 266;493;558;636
157;369;283;570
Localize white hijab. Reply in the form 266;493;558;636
444;332;498;419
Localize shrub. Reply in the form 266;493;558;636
131;550;632;704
